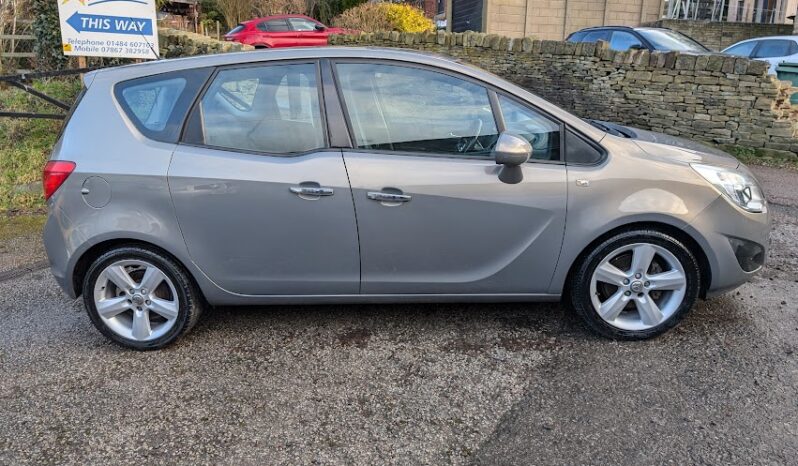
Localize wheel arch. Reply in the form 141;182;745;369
71;238;204;301
560;221;712;300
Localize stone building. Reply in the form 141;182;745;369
441;0;667;40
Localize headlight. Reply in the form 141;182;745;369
691;164;765;213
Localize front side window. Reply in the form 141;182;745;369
724;41;757;57
186;63;325;154
335;63;499;156
115;68;212;143
636;29;709;52
498;96;561;161
289;18;319;31
753;39;797;58
609;31;643;51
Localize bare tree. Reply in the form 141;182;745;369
216;0;254;29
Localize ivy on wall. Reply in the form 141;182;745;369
31;0;69;71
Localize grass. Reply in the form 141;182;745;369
722;145;798;171
0;78;82;213
0;213;46;241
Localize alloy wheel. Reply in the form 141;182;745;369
589;243;687;331
93;259;180;342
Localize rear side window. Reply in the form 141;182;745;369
115;68;212;143
258;20;290;32
582;30;611;43
567;31;586;42
183;62;326;154
753;39;798;58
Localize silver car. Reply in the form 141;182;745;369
43;48;769;349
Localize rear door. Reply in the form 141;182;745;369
168;61;360;295
332;61;567;295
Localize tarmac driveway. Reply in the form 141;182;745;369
0;166;796;465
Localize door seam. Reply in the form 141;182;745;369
340;150;363;293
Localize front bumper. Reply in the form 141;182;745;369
684;195;770;297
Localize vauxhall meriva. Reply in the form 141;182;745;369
43;48;769;349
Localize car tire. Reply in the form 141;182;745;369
82;246;204;350
569;229;701;340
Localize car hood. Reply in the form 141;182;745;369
591;120;740;168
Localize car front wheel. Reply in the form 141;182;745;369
570;230;701;340
82;246;204;350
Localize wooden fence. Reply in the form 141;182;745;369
0;18;34;74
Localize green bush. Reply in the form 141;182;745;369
332;2;434;33
31;0;68;71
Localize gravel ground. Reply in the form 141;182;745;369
0;166;796;465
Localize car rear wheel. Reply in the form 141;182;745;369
82;246;204;350
570;230;701;340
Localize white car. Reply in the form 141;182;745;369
722;36;798;74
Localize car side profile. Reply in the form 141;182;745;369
723;36;798;74
224;14;348;48
567;26;710;53
44;48;769;349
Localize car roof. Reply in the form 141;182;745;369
726;35;798;46
244;14;317;23
88;47;462;82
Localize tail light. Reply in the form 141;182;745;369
43;161;76;200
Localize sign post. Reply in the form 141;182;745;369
57;0;160;60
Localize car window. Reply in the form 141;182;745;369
609;31;643;51
227;24;245;34
724;41;758;57
567;31;586;42
335;63;499;157
582;30;611;43
258;19;290;32
289;18;319;31
564;129;603;164
186;63;325;154
115;68;212;143
498;95;561;161
753;39;797;58
636;29;709;52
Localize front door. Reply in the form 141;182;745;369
333;62;567;295
169;61;359;295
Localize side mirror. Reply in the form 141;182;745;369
315;25;327;31
492;132;532;184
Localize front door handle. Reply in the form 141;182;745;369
289;184;334;200
290;186;334;196
367;191;412;203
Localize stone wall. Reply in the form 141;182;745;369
648;19;794;51
158;28;253;58
330;31;798;158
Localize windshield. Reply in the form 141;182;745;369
637;29;709;52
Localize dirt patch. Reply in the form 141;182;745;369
338;328;372;348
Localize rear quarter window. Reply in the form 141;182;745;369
114;68;212;143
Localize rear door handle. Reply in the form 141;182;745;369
367;192;412;203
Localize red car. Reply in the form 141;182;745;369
224;14;349;48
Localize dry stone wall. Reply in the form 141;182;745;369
330;31;798;159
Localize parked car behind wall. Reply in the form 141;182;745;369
567;26;710;53
723;36;798;74
225;14;350;48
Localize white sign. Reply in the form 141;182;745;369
57;0;159;60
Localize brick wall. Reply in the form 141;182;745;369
649;19;795;51
485;0;664;40
330;31;798;158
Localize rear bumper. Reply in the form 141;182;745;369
43;206;77;299
684;196;770;298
